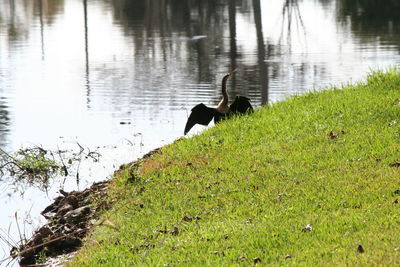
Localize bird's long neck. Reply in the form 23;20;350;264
216;74;231;114
221;74;230;105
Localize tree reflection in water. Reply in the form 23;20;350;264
335;0;400;45
0;101;9;148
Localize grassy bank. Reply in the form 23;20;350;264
70;70;399;266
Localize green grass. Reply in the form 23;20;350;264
70;69;400;266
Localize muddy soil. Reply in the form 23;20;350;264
12;181;109;265
12;147;163;266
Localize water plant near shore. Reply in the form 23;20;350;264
0;145;101;192
0;147;61;191
60;70;400;265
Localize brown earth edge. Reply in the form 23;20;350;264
13;147;162;266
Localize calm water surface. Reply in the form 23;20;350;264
1;0;400;264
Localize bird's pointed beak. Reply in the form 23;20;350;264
228;69;237;76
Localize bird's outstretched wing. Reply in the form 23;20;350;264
229;96;253;114
184;103;217;135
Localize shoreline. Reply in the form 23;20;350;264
69;70;400;266
10;69;400;266
15;181;110;265
13;147;163;266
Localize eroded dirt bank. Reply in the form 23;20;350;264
13;181;110;265
13;147;162;266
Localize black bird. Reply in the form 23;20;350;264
184;70;253;135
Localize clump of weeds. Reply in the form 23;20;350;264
0;144;101;192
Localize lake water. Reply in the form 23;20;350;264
1;0;399;264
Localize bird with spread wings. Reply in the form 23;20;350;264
184;70;253;135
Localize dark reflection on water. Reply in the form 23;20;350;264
337;0;400;31
91;0;259;109
0;100;9;148
335;0;400;50
1;0;400;263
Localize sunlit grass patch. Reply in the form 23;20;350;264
70;69;400;266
